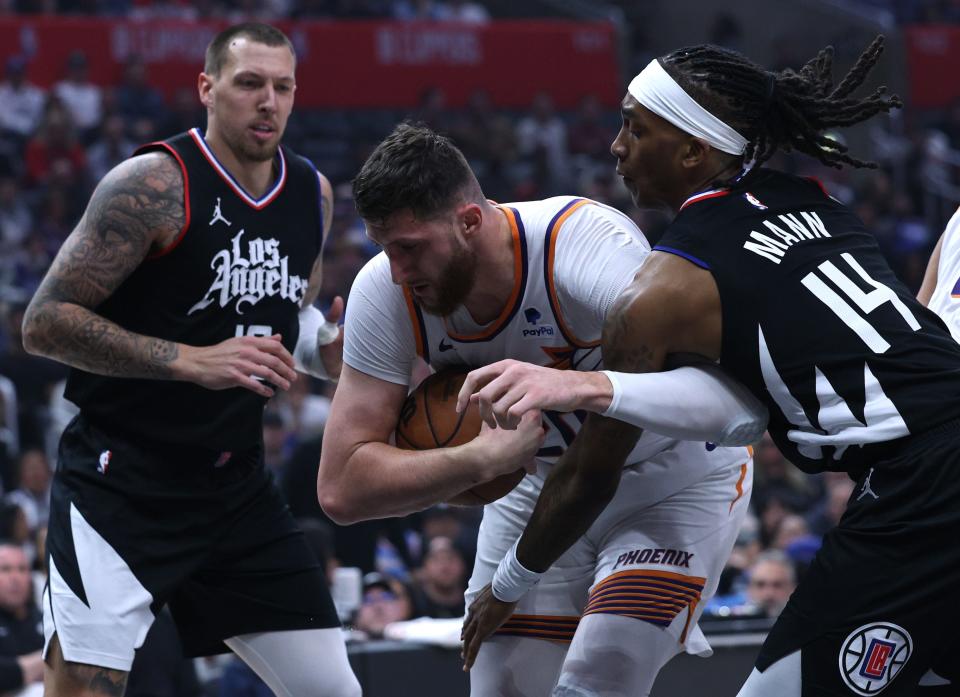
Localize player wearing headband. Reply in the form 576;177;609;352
462;37;960;696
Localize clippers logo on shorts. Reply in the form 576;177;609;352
839;622;912;695
188;229;308;316
521;306;555;339
98;450;111;474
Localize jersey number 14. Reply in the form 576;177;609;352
761;253;919;460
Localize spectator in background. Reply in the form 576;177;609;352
409;85;452;135
751;432;822;516
274;376;330;440
115;54;165;123
52;51;103;140
0;175;33;290
437;0;488;22
745;550;797;619
23;102;88;189
409;535;466;619
86;113;136;182
5;449;50;535
157;86;206;140
354;572;414;638
568;95;611;161
515;92;570;195
393;0;448;20
0;304;68;451
0;56;45;141
0;542;43;693
0;505;31;563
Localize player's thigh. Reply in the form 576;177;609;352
555;613;683;697
470;633;568;697
225;628;361;697
587;459;752;653
44;417;215;675
170;481;340;658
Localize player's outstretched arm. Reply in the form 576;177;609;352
318;365;544;525
21;153;297;398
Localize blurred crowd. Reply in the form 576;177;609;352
0;0;491;21
0;3;959;694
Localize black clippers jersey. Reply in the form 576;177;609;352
66;128;323;450
656;169;960;474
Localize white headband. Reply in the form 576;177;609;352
628;59;748;156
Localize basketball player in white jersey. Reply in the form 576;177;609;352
919;207;960;341
319;124;766;696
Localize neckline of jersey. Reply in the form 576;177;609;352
189;128;287;210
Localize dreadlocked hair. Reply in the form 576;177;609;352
661;35;902;172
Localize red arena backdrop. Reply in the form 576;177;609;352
0;17;621;109
905;25;960;109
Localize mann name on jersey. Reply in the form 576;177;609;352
743;209;832;264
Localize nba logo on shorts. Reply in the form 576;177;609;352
98;449;112;474
839;622;912;695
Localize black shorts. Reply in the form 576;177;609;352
43;415;339;671
756;419;960;695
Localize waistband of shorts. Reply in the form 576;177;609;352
884;416;960;460
75;413;262;468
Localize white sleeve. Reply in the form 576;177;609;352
342;254;417;386
553;203;650;331
602;365;769;446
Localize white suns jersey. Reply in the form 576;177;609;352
928;206;960;343
345;196;717;468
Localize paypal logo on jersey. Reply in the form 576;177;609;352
522;306;556;339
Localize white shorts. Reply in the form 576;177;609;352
466;440;753;656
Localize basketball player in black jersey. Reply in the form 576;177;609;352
20;24;359;697
461;37;960;695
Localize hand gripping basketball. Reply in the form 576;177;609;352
396;368;543;505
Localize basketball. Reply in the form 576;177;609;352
395;367;527;505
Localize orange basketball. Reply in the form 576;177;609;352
395;367;526;505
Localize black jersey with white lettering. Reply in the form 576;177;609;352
655;168;960;474
65;128;323;451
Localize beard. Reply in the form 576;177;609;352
222;121;281;163
417;237;477;317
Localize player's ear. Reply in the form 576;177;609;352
198;72;214;109
681;137;710;169
459;202;483;238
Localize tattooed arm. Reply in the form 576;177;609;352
22;153;298;397
21;153;185;378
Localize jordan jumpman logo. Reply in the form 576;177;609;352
857;467;879;501
209;197;231;227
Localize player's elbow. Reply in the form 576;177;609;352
317;487;355;525
316;465;363;525
20;300;49;356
